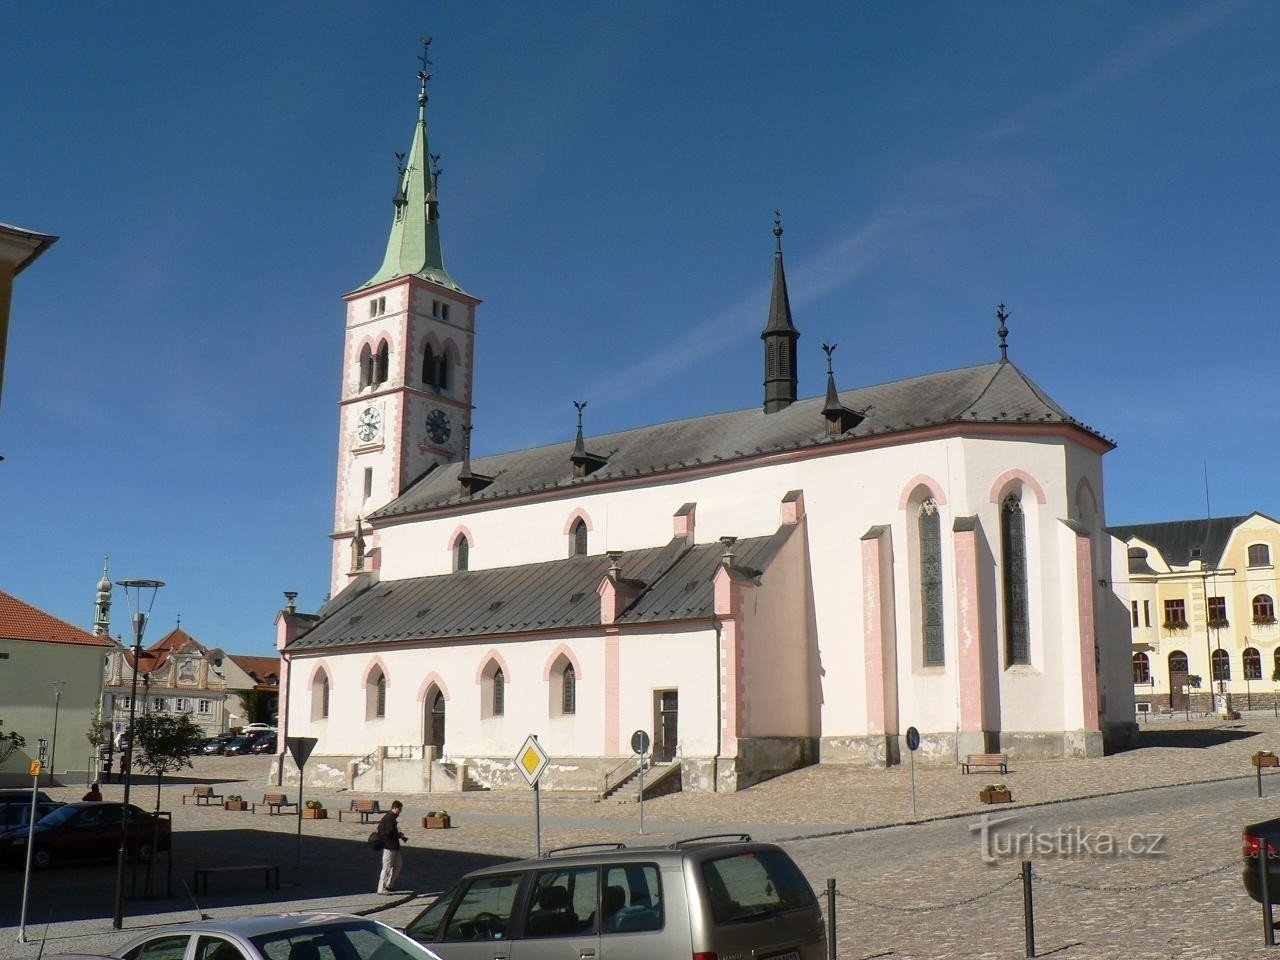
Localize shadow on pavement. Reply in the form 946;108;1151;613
1128;727;1260;750
0;828;511;924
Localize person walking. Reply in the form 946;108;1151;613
82;783;103;801
375;800;408;895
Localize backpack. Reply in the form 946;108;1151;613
368;830;383;851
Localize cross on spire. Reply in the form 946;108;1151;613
418;35;433;103
996;303;1010;362
773;208;783;251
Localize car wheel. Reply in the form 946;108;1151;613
32;846;53;870
136;841;154;862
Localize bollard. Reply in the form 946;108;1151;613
1262;841;1275;946
1021;860;1036;958
826;878;837;960
1261;762;1266;799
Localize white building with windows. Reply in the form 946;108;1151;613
103;626;232;739
273;62;1136;793
1113;513;1280;714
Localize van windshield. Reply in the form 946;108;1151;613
701;849;816;924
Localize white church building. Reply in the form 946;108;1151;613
274;56;1136;793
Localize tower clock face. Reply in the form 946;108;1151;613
426;408;451;444
356;406;381;443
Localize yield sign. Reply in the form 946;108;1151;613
287;736;319;770
515;734;549;786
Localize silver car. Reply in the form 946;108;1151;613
404;834;826;959
71;913;443;960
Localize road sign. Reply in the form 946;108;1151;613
515;734;550;786
27;761;41;777
630;730;650;755
905;727;921;751
287;736;318;770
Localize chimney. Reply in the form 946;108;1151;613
673;503;696;545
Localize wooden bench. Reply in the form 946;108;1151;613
338;798;383;823
192;864;280;894
961;753;1009;775
252;793;298;815
181;785;224;806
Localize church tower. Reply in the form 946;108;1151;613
332;39;480;593
761;212;799;413
92;555;111;637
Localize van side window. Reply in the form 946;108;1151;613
524;867;599;938
701;849;817;925
441;875;520;942
603;863;664;933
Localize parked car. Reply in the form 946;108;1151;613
0;800;62;832
200;735;237;756
404;833;826;957
109;913;442;960
249;732;277;754
221;736;254;756
241;723;275;734
1243;817;1280;902
0;801;169;869
0;789;54;807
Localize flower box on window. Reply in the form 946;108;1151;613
1255;616;1277;626
1162;620;1189;632
1208;618;1230;630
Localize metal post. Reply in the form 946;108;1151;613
534;780;542;857
1021;860;1035;958
113;639;142;928
909;748;917;820
1262;841;1275;946
17;766;41;942
295;782;304;871
1260;761;1265;799
638;754;646;835
48;683;64;787
825;878;837;960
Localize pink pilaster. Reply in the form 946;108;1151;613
861;535;887;735
713;565;749;755
604;628;620;753
953;521;985;733
1074;532;1101;731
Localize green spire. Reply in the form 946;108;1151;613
360;39;464;293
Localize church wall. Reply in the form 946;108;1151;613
616;624;719;757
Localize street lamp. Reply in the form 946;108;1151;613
111;578;163;931
47;682;65;788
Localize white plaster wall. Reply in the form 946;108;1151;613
350;428;1104;743
616;625;718;758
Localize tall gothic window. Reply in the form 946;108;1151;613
453;535;469;572
918;498;944;665
375;341;390;385
492;668;505;717
562;664;576;715
422;344;436;386
359;344;374;388
571;518;588;557
312;672;330;721
1000;494;1030;665
438;350;450;391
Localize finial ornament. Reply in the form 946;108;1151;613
573;400;587;429
773;208;783;251
996;303;1010;362
429;152;443;181
821;342;837;374
418;35;433;103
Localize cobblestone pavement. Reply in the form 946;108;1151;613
4;712;1280;958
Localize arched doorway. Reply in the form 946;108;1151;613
425;688;446;754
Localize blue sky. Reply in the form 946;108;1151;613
2;2;1278;654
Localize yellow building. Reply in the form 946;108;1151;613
1111;514;1280;714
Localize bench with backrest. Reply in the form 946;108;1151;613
182;785;224;805
192;863;280;893
253;792;298;815
338;798;383;823
961;753;1009;775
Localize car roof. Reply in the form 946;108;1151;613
117;913;382;944
461;837;781;877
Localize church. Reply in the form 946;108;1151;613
274;55;1136;793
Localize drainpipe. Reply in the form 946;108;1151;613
276;650;291;787
713;621;723;792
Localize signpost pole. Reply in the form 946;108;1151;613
534;779;542;858
285;737;318;877
639;753;646;835
904;726;921;821
17;757;42;943
629;730;651;836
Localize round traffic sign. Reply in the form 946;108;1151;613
630;730;650;755
905;726;921;752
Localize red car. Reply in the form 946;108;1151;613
0;801;169;869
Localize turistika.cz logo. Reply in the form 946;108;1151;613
968;814;1167;864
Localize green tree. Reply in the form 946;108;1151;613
0;728;25;767
133;713;202;811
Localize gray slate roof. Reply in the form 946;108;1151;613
288;529;793;651
372;360;1109;521
1107;517;1249;568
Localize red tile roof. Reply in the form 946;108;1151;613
0;590;115;648
230;654;281;686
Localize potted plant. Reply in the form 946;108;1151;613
1254;750;1279;768
423;809;451;829
978;783;1012;804
303;799;328;819
224;794;248;812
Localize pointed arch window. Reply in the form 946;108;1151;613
453;534;470;572
918;498;944;666
561;664;576;715
1000;494;1030;665
422;343;436;387
492;668;505;717
570;518;588;557
312;671;331;721
359;344;374;389
366;666;387;719
438;349;451;391
375;341;390;385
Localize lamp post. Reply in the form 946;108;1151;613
112;578;163;931
47;682;65;788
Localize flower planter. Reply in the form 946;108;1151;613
423;815;452;829
979;789;1012;804
302;807;328;819
1253;754;1279;768
224;801;248;812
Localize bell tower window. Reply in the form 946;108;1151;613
359;344;374;389
375;341;390;385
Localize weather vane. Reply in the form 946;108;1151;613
395;151;406;176
821;342;837;373
429;152;443;181
418;35;433;80
996;303;1010;362
573;400;588;429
